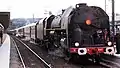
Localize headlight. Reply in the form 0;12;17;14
108;42;112;46
50;31;54;34
60;38;65;42
75;42;79;47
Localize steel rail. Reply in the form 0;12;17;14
11;37;26;68
15;37;52;68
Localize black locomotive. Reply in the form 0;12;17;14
14;3;115;62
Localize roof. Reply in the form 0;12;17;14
10;23;36;31
0;12;10;30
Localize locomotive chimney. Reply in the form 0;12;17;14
76;3;87;8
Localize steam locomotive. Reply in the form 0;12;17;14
13;3;115;62
42;3;114;55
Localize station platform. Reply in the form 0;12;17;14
0;34;10;68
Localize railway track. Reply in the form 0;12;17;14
100;59;120;68
10;35;118;68
11;37;26;68
100;54;120;68
11;36;52;68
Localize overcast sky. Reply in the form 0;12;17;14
0;0;119;19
